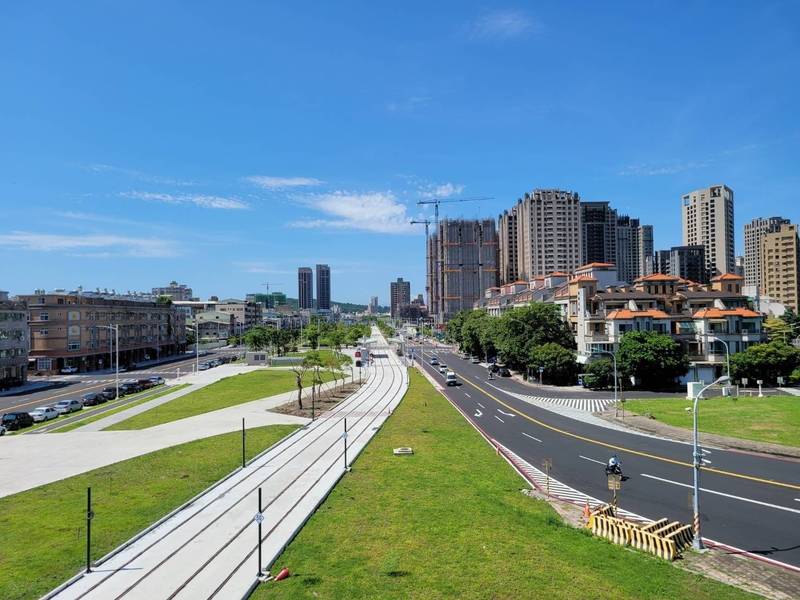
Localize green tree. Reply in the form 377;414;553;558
583;357;614;390
617;331;688;390
730;341;800;385
460;310;491;357
528;343;578;385
495;304;575;370
304;323;321;349
445;310;469;347
243;326;271;351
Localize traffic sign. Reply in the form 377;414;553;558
607;473;622;490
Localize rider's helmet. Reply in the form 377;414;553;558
608;455;619;467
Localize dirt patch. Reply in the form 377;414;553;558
272;381;363;419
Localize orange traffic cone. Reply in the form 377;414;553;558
275;567;290;581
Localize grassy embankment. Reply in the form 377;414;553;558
0;425;299;600
106;369;337;430
253;370;751;600
625;396;800;447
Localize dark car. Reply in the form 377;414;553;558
137;379;155;390
2;412;34;431
499;367;511;377
119;382;141;395
101;387;119;400
81;393;105;406
489;363;500;373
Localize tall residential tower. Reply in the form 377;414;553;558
315;264;331;310
681;185;735;277
298;267;313;310
744;216;790;287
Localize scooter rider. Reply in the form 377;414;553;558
605;454;622;475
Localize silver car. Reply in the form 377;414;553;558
29;406;59;422
53;399;83;415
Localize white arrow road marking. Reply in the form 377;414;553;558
494;415;505;423
477;402;485;409
497;409;516;417
641;474;800;515
522;432;542;443
579;455;606;465
474;409;483;417
464;393;471;398
701;449;712;455
701;459;712;465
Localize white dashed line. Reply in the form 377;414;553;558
464;393;471;398
641;474;800;515
494;415;504;423
578;455;605;465
497;409;516;417
477;402;485;409
521;432;542;443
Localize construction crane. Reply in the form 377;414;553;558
416;196;494;229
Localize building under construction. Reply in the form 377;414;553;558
428;218;499;323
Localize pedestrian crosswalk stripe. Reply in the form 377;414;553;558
504;390;615;413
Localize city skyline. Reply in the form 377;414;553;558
1;3;799;304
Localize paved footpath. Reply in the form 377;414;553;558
48;330;408;600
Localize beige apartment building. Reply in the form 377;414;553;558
20;290;186;374
498;205;520;284
0;292;29;388
515;189;582;280
681;185;735;277
744;216;790;287
761;223;800;312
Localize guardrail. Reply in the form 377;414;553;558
587;505;693;561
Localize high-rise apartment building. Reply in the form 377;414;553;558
152;281;193;301
316;264;331;310
581;202;617;266
615;216;652;284
681;185;735;277
368;296;379;314
761;223;800;312
651;246;708;283
389;278;411;318
498;206;520;284
428;218;499;323
298;267;313;310
515;189;581;279
744;216;790;287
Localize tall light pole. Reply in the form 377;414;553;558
691;374;730;550
707;335;731;381
96;324;119;400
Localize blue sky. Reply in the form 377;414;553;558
1;1;798;305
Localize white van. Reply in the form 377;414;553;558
446;371;457;386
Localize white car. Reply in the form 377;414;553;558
29;407;59;422
60;366;78;374
53;399;83;415
0;424;6;436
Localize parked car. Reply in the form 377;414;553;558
149;376;165;386
499;367;511;377
471;356;481;364
119;382;141;395
60;366;78;374
137;379;155;390
488;363;500;373
198;363;210;371
446;371;458;386
0;424;6;436
30;406;60;422
81;393;105;406
3;412;34;430
101;387;119;400
53;400;83;415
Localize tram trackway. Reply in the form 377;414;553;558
50;334;408;600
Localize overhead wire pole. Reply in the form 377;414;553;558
416;197;494;326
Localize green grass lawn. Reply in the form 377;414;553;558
0;424;298;600
625;395;800;447
105;369;337;430
52;384;191;433
253;370;750;600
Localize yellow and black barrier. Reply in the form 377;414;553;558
585;505;693;561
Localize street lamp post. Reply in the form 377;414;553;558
691;375;730;550
707;335;731;381
96;324;119;400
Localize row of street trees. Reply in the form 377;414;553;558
290;349;353;410
447;305;800;389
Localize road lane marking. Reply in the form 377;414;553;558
474;409;483;417
522;432;542;443
640;474;800;515
457;374;800;492
464;393;471;398
579;455;605;465
477;402;485;409
494;415;504;423
497;409;516;417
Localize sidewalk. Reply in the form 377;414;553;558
49;328;409;600
0;380;58;397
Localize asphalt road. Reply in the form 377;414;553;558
0;349;241;414
411;342;800;569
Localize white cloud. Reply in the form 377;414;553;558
469;9;538;40
420;182;465;199
618;160;713;176
85;163;195;186
244;176;323;190
386;95;432;113
0;231;179;258
121;191;248;210
289;191;416;234
234;262;295;275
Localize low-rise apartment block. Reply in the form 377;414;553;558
20;289;186;374
0;291;29;388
